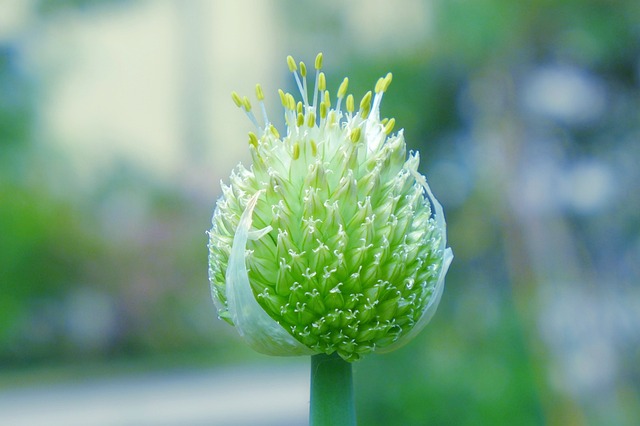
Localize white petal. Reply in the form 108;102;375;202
226;190;316;356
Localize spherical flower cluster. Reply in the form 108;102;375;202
208;53;452;361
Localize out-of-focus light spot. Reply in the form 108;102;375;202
560;160;615;214
0;0;32;40
343;0;434;54
516;159;562;217
35;1;183;188
515;156;615;217
65;287;119;352
98;187;151;243
538;284;614;398
27;0;282;192
429;160;471;208
523;65;606;126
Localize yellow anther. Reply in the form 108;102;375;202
337;77;349;98
297;112;304;127
269;124;280;139
318;72;326;92
242;96;252;111
328;112;336;127
248;132;259;148
320;102;327;119
231;91;243;107
360;91;372;119
315;53;323;70
381;117;389;125
350;127;361;143
255;84;265;101
375;77;385;94
278;89;287;107
310;140;318;156
324;90;331;107
346;94;354;113
300;61;307;78
360;91;372;111
285;93;296;110
384;118;396;134
297;101;303;114
382;72;393;92
287;55;297;72
292;142;300;160
307;112;316;127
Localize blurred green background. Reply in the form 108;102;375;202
1;0;639;424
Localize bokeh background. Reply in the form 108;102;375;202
1;0;639;424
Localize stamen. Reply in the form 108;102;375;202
233;94;259;130
255;84;269;127
255;84;265;100
318;72;326;92
285;93;296;110
300;61;309;107
307;112;316;128
281;91;296;131
346;94;354;114
286;55;297;73
337;77;349;98
336;77;349;113
231;91;243;107
312;53;323;110
374;77;385;94
359;91;372;119
287;55;306;107
269;124;280;139
314;52;323;70
242;96;251;112
320;102;327;120
371;72;392;120
350;127;361;143
248;132;259;148
382;72;393;91
384;118;396;134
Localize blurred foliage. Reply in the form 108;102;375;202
355;298;543;425
35;0;131;16
0;0;219;364
0;183;95;355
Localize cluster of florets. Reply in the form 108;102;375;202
208;53;452;361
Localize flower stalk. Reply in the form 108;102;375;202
310;353;356;426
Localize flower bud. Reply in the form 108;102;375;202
208;54;453;361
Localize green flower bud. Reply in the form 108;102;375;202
208;54;453;361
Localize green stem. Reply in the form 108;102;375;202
309;353;356;426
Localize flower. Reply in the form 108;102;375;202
208;53;453;361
